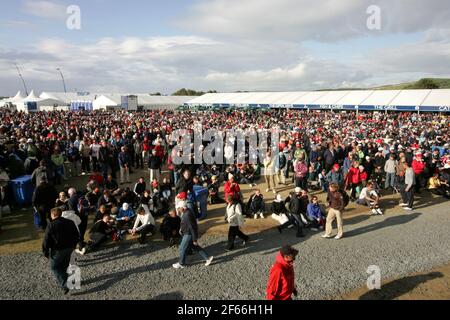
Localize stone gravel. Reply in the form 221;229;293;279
0;200;449;300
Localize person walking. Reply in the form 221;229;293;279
172;201;214;269
322;183;345;240
42;207;80;295
32;178;58;230
225;195;249;251
266;245;299;300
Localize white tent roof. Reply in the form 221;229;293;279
185;89;450;112
359;90;402;106
388;89;431;106
313;91;352;105
40;92;98;103
336;90;375;106
291;91;327;105
421;89;450;107
23;90;41;102
8;91;26;103
137;95;192;106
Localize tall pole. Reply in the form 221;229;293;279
56;68;67;93
14;63;29;96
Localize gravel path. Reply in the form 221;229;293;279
1;200;449;300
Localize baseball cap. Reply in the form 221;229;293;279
294;187;302;193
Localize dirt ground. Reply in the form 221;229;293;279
0;168;383;256
1;168;449;300
340;263;450;300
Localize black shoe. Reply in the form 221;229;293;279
277;226;282;234
62;287;70;295
225;248;233;252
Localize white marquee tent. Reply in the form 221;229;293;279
185;89;450;112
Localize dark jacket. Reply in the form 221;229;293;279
42;217;79;257
175;177;193;195
148;155;162;170
323;149;336;165
32;182;58;208
180;208;199;241
118;152;130;168
328;190;344;211
98;146;111;164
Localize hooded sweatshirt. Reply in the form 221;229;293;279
266;253;295;300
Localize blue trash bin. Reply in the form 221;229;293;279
9;175;35;206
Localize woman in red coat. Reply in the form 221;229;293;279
345;161;361;200
266;246;299;300
224;175;241;201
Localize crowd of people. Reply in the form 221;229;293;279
0;108;449;294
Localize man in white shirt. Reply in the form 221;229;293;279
128;206;155;244
356;182;383;215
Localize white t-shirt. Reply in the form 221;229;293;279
91;143;101;158
359;187;377;200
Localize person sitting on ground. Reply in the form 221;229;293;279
272;194;287;215
160;208;181;247
115;202;135;230
271;194;290;226
55;191;69;211
139;189;153;212
306;196;325;231
428;171;450;198
160;177;172;200
75;213;115;255
133;177;146;196
278;188;305;238
87;170;103;191
97;190;117;210
86;187;101;211
247;189;266;219
94;204;110;223
225;195;249;251
128;206;155;244
208;175;222;204
356;182;383;215
224;174;241;202
105;174;119;194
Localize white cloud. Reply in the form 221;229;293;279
22;0;67;20
179;0;450;42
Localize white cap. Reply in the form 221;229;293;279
294;187;302;193
122;203;129;211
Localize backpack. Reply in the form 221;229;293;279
339;189;350;208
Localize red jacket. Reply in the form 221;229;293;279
224;181;241;200
266;253;295;300
411;159;425;175
346;167;361;185
359;170;368;181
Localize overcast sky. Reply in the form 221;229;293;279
1;0;450;96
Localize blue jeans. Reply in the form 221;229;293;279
385;172;396;189
179;235;209;266
174;171;181;185
50;248;73;289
